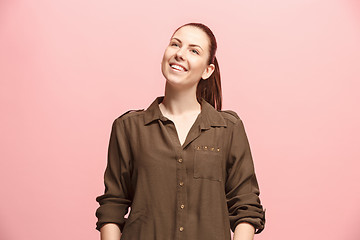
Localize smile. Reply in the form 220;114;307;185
170;63;187;72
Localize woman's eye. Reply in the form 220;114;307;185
171;43;178;47
192;49;199;55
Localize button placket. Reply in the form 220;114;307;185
176;154;187;238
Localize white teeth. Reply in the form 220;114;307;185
171;64;186;71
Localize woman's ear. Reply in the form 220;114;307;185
201;63;215;80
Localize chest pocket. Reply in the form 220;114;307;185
193;145;222;182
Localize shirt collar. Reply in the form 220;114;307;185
143;96;227;129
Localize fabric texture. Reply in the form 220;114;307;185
95;96;265;239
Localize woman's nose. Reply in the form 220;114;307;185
175;47;186;60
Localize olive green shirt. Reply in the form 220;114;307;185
95;96;265;239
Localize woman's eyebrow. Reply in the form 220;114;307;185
171;37;203;50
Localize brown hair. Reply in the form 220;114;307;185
171;22;222;110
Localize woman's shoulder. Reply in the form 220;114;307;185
116;108;145;121
219;109;241;124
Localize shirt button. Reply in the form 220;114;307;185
178;158;183;163
179;181;184;186
179;226;184;232
180;204;185;209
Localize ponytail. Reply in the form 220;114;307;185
196;56;222;111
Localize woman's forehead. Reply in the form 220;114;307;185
172;26;209;49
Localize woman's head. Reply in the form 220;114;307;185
161;22;222;110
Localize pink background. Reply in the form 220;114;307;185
1;0;359;239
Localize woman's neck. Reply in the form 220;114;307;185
159;84;201;117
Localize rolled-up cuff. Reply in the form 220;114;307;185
96;221;123;232
230;208;266;234
95;203;129;232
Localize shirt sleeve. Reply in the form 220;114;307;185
95;118;133;232
225;117;266;234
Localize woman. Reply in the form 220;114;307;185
95;22;265;240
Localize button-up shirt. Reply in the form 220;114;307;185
95;96;265;239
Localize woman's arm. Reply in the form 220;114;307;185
233;222;255;240
100;223;122;240
95;117;133;233
225;116;265;234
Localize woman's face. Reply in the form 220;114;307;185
161;26;215;89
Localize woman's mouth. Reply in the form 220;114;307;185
170;63;187;72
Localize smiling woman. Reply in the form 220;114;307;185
160;23;221;109
95;22;266;240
